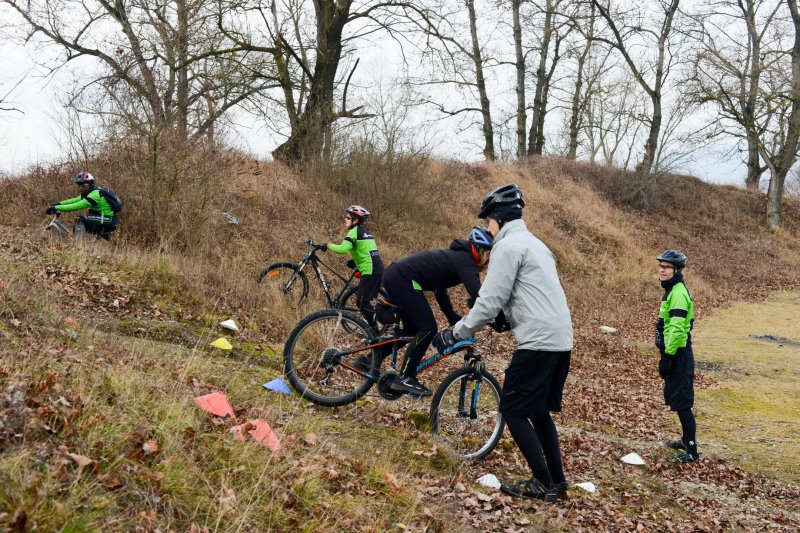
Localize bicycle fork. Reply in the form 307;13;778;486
458;361;485;420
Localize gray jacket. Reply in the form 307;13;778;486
453;219;573;351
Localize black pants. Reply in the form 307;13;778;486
383;271;436;378
501;349;571;487
663;344;694;411
356;273;382;327
78;214;118;239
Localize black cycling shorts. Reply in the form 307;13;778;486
499;349;571;420
664;344;694;411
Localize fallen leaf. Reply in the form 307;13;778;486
303;432;317;445
68;453;94;468
63;316;79;328
142;440;159;455
385;472;403;490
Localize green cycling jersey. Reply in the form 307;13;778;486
327;224;384;275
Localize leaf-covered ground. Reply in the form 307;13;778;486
2;226;799;532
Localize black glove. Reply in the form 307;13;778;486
447;313;462;327
45;205;57;215
317;243;328;251
433;329;458;353
654;329;665;350
490;310;510;332
658;354;673;379
346;259;356;269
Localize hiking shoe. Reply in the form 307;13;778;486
389;375;433;397
674;451;700;463
351;354;373;372
500;478;557;503
666;439;687;451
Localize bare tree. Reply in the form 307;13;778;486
763;0;800;227
525;0;574;156
687;0;784;190
591;0;682;173
405;0;500;160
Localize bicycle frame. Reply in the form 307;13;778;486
293;244;360;307
329;334;476;380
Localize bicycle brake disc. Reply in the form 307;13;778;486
376;370;403;401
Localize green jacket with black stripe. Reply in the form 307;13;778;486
54;187;115;220
656;280;694;356
327;224;384;275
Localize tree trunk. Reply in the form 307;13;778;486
765;0;800;227
745;138;762;190
568;4;595;159
513;0;526;160
466;0;495;161
176;0;189;142
528;4;553;156
273;0;350;164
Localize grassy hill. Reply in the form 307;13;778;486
1;154;799;531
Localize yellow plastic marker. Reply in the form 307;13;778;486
211;337;233;350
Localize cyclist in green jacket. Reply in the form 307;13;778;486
655;250;699;463
321;205;384;327
45;172;119;239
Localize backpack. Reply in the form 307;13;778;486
98;187;123;213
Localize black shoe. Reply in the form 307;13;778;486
351;354;373;372
666;439;687;451
500;478;557;503
552;480;570;496
674;450;700;463
389;375;433;397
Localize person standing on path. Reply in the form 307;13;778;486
433;183;573;502
655;250;700;463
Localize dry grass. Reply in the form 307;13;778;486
3;149;800;530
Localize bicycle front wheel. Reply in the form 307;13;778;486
429;366;504;461
283;309;377;407
256;262;309;305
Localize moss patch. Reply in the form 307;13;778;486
693;291;800;484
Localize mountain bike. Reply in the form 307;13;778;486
44;213;115;241
45;214;73;240
282;308;504;461
256;239;364;309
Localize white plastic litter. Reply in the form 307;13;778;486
219;319;240;332
599;325;619;335
620;452;646;465
476;474;501;489
575;482;596;493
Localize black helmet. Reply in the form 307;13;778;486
656;250;686;269
74;171;95;185
478;183;524;219
468;227;494;249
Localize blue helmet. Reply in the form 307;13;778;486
469;227;494;249
657;250;686;269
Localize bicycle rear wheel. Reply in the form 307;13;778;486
256;262;309;305
283;309;377;407
429;366;504;461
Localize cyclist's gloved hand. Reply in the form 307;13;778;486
346;258;356;269
45;205;57;215
490;310;510;332
433;329;459;353
317;243;328;251
658;353;673;379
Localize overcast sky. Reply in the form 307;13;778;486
0;12;746;187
